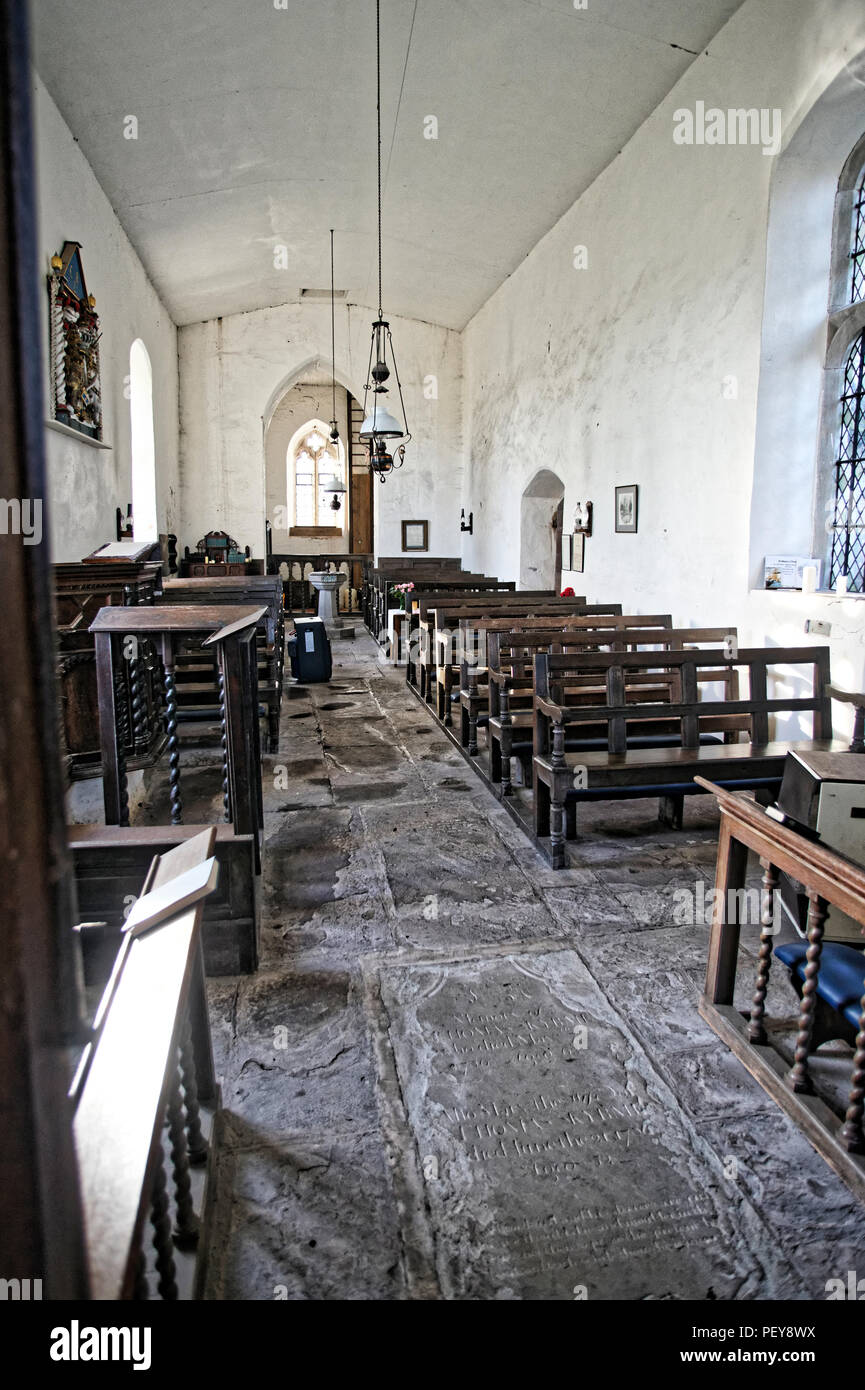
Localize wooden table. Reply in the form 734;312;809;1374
697;775;865;1201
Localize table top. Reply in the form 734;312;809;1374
90;604;266;632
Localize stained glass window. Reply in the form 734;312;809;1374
829;331;865;591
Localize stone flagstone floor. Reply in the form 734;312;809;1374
201;630;865;1300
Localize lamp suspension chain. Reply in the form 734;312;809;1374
330;227;336;426
377;0;383;320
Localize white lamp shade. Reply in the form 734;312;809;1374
359;402;404;439
322;477;346;494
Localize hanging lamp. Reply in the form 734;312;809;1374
359;0;411;481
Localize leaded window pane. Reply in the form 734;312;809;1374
852;175;865;305
830;331;865;591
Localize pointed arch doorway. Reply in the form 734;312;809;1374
520;469;565;591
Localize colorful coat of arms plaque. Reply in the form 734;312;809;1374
48;241;102;439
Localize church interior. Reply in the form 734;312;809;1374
7;0;865;1317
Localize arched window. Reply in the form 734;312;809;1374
829;331;865;586
288;420;344;530
129;339;157;542
827;142;865;590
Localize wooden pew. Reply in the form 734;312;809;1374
71;828;221;1298
374;570;493;641
364;556;462;633
532;645;846;867
433;600;620;728
71;823;259;977
406;589;562;693
160;575;284;752
478;616;680;772
54;558;165;778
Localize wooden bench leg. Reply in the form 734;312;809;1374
659;794;684;829
565;799;578;841
460;702;470;748
549;724;567;869
534;766;551;840
489;729;502;789
268;698;279;754
443;674;453;727
500;692;512;796
468;705;478;755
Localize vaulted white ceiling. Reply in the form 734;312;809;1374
32;0;743;330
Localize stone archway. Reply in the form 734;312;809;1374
520;469;565;590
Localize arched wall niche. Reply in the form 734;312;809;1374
519;468;565;590
264;359;356;557
749;48;865;589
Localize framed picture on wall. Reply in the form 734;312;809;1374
571;532;585;572
402;519;429;552
562;534;573;570
615;484;638;534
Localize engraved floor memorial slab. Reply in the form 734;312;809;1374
371;946;794;1300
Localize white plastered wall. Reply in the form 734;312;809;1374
33;75;179;561
460;0;865;733
177;302;463;563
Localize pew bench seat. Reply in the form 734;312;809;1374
775;941;865;1046
535;738;851;866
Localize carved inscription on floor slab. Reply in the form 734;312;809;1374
375;949;769;1300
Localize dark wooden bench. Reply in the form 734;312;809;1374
533;645;846;866
71;822;260;977
455;610;664;752
431;597;599;716
365;557;465;635
406;590;565;694
72;827;222;1297
54;558;165;778
362;556;461;630
436;601;622;730
480;616;695;776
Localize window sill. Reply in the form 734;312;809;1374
751;587;865;598
290;526;343;538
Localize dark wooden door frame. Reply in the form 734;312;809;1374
0;0;88;1297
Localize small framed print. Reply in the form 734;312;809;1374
401;519;429;552
571;532;585;572
615;484;638;534
562;534;573;570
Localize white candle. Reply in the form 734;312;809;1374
837;574;849;595
801;565;817;594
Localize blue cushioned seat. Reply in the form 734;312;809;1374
775;941;865;1028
